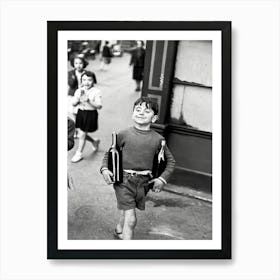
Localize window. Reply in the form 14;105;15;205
170;41;212;133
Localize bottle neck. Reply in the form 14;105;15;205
111;132;117;148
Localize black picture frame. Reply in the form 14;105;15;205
47;21;231;259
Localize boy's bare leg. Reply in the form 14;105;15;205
115;210;124;238
76;130;86;153
122;209;137;240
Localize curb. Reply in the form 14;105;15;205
163;184;212;203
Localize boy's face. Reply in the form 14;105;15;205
81;75;94;90
132;102;158;126
74;58;84;71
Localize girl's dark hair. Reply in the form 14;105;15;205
133;97;159;115
81;71;96;80
70;55;89;68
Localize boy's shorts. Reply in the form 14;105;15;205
114;173;150;211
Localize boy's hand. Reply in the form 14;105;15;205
148;178;164;193
102;169;114;184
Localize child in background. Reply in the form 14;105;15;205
71;71;102;163
68;117;75;151
68;55;97;137
68;116;75;189
100;97;175;240
68;55;97;96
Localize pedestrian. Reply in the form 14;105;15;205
71;71;102;163
100;41;112;71
100;97;176;240
68;55;97;138
129;40;145;92
95;40;101;55
68;116;75;151
68;116;75;189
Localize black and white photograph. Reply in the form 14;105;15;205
67;39;213;241
2;0;280;278
48;21;231;259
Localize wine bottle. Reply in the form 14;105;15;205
108;132;123;183
157;139;167;177
147;139;167;194
152;139;167;178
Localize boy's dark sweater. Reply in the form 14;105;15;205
101;126;175;182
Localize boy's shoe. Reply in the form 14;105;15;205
71;151;83;163
135;87;141;92
92;139;100;152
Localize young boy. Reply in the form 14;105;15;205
100;97;175;240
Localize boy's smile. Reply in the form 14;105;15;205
132;103;158;128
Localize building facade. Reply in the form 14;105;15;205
142;40;212;192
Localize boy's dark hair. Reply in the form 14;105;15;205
70;55;89;68
133;97;159;115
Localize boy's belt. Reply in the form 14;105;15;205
124;169;152;177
